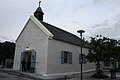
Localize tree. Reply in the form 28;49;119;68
86;35;109;78
0;41;15;64
87;35;120;78
116;45;120;67
102;38;118;62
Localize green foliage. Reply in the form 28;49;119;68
0;41;15;63
86;36;105;62
86;35;120;78
86;35;119;63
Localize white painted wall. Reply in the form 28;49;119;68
47;39;95;75
13;18;49;74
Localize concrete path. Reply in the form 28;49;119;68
69;71;120;80
0;71;33;80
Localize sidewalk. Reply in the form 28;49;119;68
1;69;120;80
69;72;120;80
0;69;66;80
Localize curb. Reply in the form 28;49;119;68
0;69;70;80
0;69;96;80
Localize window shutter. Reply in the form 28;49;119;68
68;52;72;64
20;51;25;70
31;50;36;68
83;54;87;64
61;51;64;64
21;52;25;61
79;54;87;64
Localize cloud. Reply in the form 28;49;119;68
1;0;120;42
93;0;120;5
71;21;78;24
0;35;10;40
91;13;120;39
0;35;15;42
94;27;120;40
91;20;109;28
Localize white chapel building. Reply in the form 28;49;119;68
13;4;95;76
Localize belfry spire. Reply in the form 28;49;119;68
34;1;44;21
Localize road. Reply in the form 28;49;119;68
0;71;33;80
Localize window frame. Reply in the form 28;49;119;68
61;51;72;64
79;54;87;64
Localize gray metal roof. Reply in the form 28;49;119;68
40;21;90;48
34;7;44;14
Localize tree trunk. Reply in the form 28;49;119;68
91;61;108;78
96;61;101;73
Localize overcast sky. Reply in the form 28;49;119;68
0;0;120;42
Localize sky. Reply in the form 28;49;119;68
0;0;120;42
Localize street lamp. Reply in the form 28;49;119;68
77;30;85;80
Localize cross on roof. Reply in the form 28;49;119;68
39;1;41;7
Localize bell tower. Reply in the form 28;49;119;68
34;1;44;21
